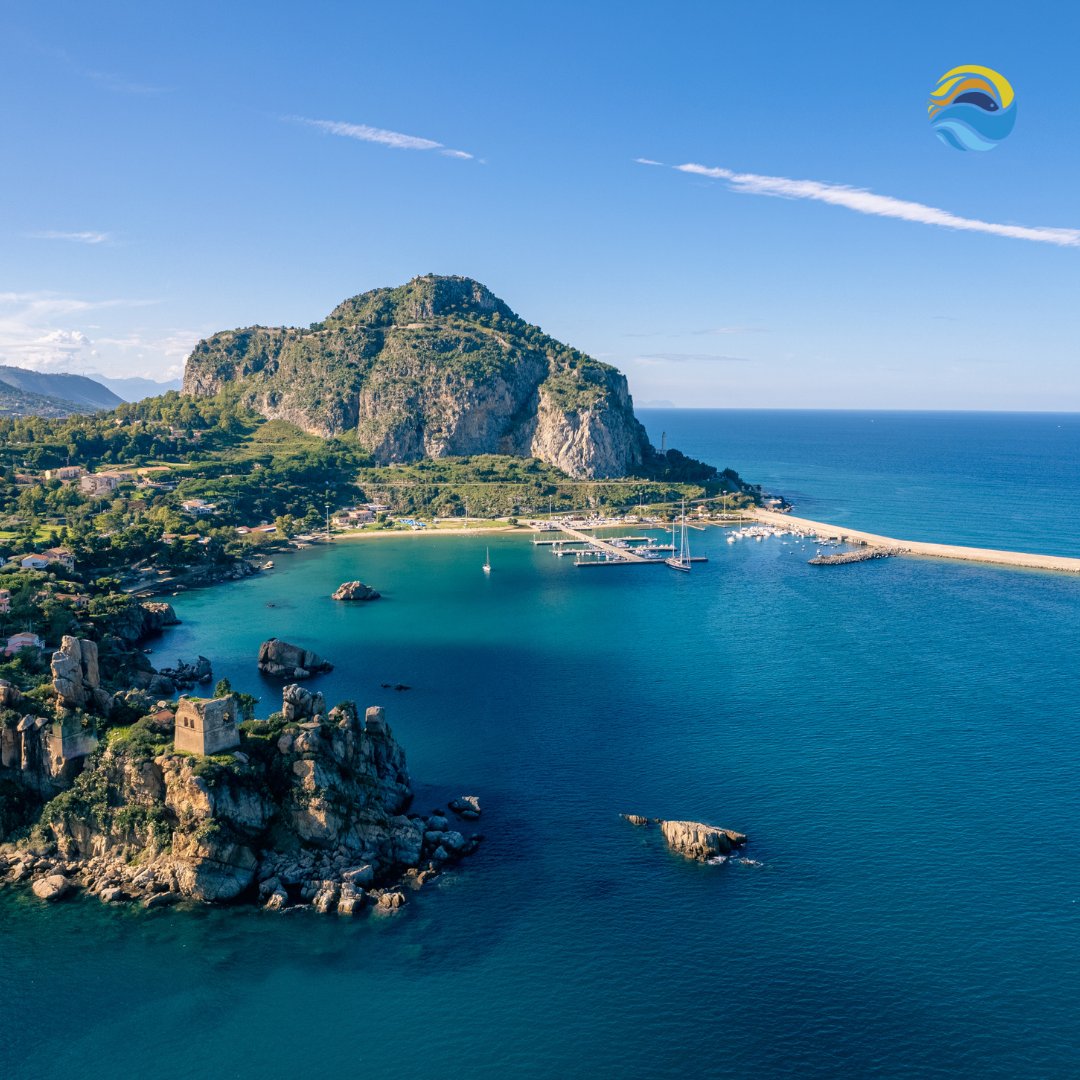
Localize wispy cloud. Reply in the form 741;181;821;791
654;161;1080;248
83;69;170;95
291;117;474;160
27;230;111;245
635;157;664;166
0;292;188;377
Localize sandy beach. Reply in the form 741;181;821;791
331;524;525;541
751;509;1080;575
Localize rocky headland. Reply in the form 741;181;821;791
1;682;482;914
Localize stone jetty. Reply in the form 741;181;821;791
752;509;1080;576
808;548;897;566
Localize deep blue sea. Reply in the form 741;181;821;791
3;411;1080;1079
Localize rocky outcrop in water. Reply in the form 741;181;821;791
331;580;380;602
1;691;481;913
258;639;333;680
182;275;654;479
622;814;747;861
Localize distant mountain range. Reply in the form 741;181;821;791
0;366;181;417
0;366;123;411
88;374;182;402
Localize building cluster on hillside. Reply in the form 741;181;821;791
180;498;219;516
5;548;76;572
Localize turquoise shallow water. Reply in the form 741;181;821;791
3;411;1080;1078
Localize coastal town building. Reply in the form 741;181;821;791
173;695;240;756
18;555;49;570
44;466;84;482
4;632;44;656
79;473;121;496
0;589;10;614
42;548;76;571
181;498;219;516
334;507;375;526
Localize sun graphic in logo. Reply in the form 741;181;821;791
929;65;1016;151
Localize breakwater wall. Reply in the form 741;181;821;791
808;548;897;566
751;510;1080;576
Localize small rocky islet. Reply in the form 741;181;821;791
0;620;483;915
621;814;748;862
331;580;380;602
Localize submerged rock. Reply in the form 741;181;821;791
331;580;380;602
449;795;482;820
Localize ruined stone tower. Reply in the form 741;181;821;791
174;696;240;756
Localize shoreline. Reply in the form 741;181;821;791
751;509;1080;575
332;524;525;541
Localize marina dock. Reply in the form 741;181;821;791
533;523;707;568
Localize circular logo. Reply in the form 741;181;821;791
928;65;1016;151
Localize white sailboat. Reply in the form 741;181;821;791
665;502;692;572
482;547;492;574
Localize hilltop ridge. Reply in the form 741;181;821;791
182;275;655;478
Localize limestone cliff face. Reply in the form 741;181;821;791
182;275;653;479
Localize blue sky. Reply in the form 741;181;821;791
1;1;1077;408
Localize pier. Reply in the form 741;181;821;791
531;522;705;568
752;509;1080;575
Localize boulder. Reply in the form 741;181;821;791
282;683;326;722
0;679;25;710
331;581;381;602
264;888;289;911
50;637;103;712
375;890;406;913
449;795;481;819
143;891;182;909
32;874;72;901
258;639;333;680
621;814;652;826
157;656;213;690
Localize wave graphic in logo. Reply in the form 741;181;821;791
929;65;1016;151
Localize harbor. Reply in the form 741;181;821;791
530;516;708;569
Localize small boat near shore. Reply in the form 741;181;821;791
666;503;692;572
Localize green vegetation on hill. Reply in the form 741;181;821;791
357;454;758;519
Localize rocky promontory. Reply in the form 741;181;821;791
258;638;333;680
332;580;380;602
1;685;482;913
